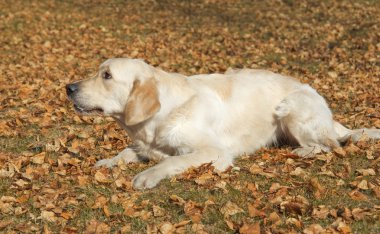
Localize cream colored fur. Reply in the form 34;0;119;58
66;58;380;189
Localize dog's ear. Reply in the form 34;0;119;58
123;78;161;125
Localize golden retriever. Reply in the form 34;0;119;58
66;58;380;189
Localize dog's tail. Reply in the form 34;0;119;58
334;121;380;143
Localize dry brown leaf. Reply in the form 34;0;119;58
220;201;244;217
224;219;235;230
173;220;191;228
373;186;380;199
249;164;276;178
152;205;165;217
2;201;15;214
239;222;260;234
345;144;360;154
269;183;282;193
1;196;17;203
0;220;13;229
280;196;310;216
0;164;15;178
312;206;330;219
31;152;45;164
77;175;89;186
41;210;57;223
248;204;266;218
14;179;29;187
194;171;214;185
303;224;325;234
290;167;309;178
159;222;175;234
184;201;202;223
170;195;186;205
84;219;111;234
357;180;369;190
332;219;352;234
92;196;108;209
94;170;112;183
192;223;207;234
120;224;132;234
268;211;281;226
356;168;376;176
286;217;302;228
351;208;369;220
333;147;347;157
310;178;325;199
349;190;368;201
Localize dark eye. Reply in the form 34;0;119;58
102;71;112;80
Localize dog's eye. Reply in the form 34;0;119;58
102;71;112;80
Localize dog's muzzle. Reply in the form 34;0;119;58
66;83;79;96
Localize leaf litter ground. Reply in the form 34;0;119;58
0;0;379;233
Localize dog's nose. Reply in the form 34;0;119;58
66;83;79;96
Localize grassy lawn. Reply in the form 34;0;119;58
0;0;379;233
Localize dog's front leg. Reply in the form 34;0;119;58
95;147;142;168
132;148;232;189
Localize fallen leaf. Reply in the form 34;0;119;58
333;147;346;157
349;190;368;201
303;224;325;234
312;206;330;219
269;183;282;193
286;217;302;228
373;186;380;199
152;205;165;217
92;196;108;209
280;196;310;216
170;195;186;205
192;223;207;234
248;204;266;218
290;167;309;178
268;212;281;226
159;222;175;234
356;168;376;176
173;220;191;228
94;170;112;183
357;180;369;190
334;219;352;234
184;201;202;223
14;179;29;187
41;210;57;222
249;164;276;178
84;219;110;234
310;178;325;199
194;171;213;185
220;201;244;217
239;222;260;234
351;208;369;220
31;152;45;164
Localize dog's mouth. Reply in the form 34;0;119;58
74;104;103;115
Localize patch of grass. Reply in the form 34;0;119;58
0;136;38;154
0;178;12;197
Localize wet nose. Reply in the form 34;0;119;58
66;83;79;96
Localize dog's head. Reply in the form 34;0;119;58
66;58;161;125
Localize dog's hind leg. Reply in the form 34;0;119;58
274;85;339;157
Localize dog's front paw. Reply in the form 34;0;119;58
132;167;166;190
94;158;117;168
